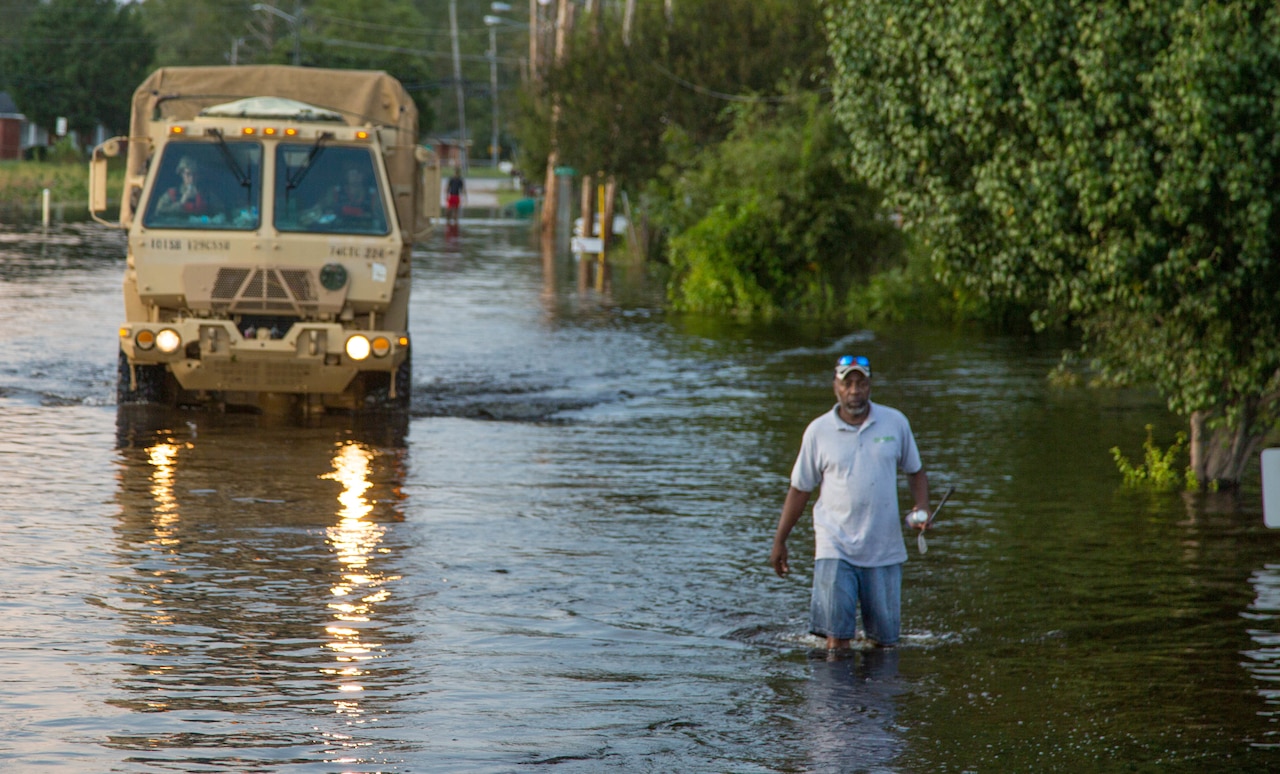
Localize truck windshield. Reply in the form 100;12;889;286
274;145;389;236
141;141;262;230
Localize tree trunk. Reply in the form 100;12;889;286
1189;398;1263;488
541;148;559;234
600;176;617;254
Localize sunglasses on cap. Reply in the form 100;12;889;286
835;355;871;378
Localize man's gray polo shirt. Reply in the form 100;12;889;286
790;401;922;567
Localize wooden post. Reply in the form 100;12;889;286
580;172;595;238
600;176;617;254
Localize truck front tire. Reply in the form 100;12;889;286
116;348;175;406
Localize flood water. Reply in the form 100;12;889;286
2;215;1279;772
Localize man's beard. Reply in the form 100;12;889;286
844;397;869;417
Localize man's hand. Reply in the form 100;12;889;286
906;507;930;531
770;540;789;577
771;487;809;578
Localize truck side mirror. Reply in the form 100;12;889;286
89;137;125;227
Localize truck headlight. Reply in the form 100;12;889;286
135;329;156;351
156;329;182;354
345;335;371;360
370;336;391;358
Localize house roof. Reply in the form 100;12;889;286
0;91;24;118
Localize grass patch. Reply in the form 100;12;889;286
0;159;127;207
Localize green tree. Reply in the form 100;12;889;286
521;0;828;193
142;0;256;67
2;0;154;138
140;0;448;133
284;0;439;132
826;0;1280;486
658;93;903;318
0;0;42;88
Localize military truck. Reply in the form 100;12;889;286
90;65;439;413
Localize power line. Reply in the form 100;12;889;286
308;11;455;37
314;37;522;65
308;10;522;39
645;61;825;104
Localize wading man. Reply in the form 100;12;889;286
770;355;931;651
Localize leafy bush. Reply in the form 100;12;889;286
657;92;905;319
47;137;84;164
1110;424;1197;491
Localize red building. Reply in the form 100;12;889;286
0;92;23;160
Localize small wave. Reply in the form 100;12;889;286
410;378;630;423
727;623;964;652
772;330;876;361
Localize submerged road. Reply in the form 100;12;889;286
0;218;1277;771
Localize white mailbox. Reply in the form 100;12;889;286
1264;448;1280;528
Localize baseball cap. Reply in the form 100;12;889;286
835;354;871;379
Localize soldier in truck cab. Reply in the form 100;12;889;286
156;156;216;216
303;161;379;225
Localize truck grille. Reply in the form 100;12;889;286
184;264;346;316
212;268;251;299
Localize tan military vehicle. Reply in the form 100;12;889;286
90;65;439;413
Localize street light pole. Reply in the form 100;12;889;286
484;15;502;167
449;0;468;173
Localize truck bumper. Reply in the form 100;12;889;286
119;319;407;395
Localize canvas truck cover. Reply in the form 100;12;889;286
131;65;416;134
121;66;419;225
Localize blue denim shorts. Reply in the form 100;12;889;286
810;559;902;645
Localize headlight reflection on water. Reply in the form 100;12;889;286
133;434;403;737
321;442;398;721
140;440;188;646
146;442;181;543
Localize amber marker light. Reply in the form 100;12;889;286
370;336;391;358
284;128;299;137
170;126;185;136
242;127;256;136
397;336;409;347
135;329;156;350
263;127;278;136
355;130;369;140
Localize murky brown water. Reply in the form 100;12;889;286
1;214;1278;772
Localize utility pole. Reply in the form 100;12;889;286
251;3;301;65
485;15;501;166
540;0;572;236
449;0;468;173
529;0;538;82
554;0;570;61
292;0;302;65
